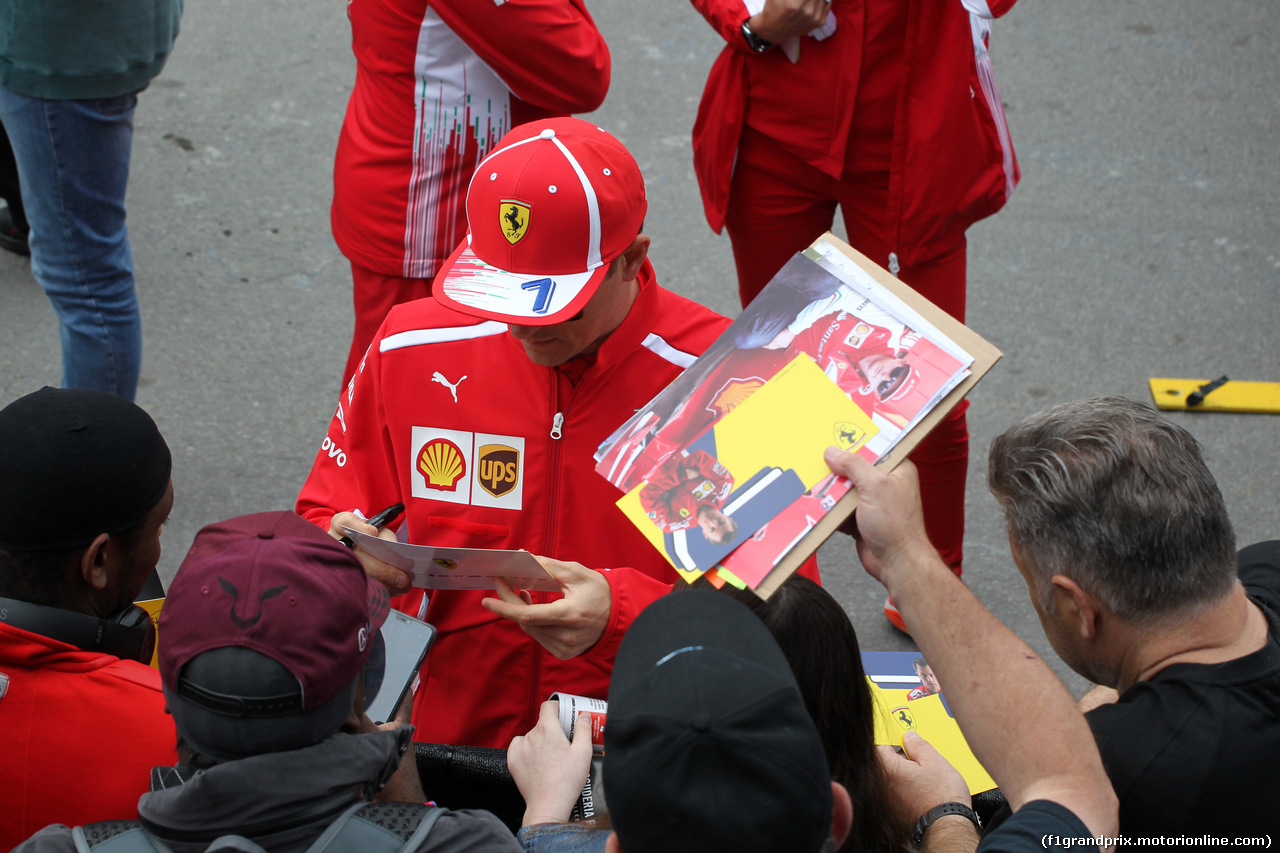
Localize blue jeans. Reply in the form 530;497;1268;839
0;85;142;400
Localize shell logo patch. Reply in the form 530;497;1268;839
500;200;531;245
418;438;467;491
708;377;766;417
891;706;917;731
844;323;873;349
478;444;520;497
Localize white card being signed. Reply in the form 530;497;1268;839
341;528;559;591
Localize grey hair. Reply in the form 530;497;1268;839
987;396;1236;623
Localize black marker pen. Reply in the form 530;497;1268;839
340;501;406;549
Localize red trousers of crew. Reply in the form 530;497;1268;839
725;129;969;573
343;263;435;388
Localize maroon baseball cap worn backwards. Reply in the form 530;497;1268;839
159;511;389;761
434;117;647;326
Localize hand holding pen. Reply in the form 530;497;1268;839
328;502;411;594
339;501;405;549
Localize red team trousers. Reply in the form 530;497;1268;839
725;128;969;573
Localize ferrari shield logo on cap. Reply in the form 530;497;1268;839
500;200;531;245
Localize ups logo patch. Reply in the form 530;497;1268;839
477;444;520;497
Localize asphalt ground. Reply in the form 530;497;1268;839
1;0;1276;696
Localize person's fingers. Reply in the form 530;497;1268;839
534;555;587;588
481;587;528;620
538;699;562;727
484;577;526;608
901;730;939;763
359;557;412;595
875;743;912;778
570;711;595;760
571;710;591;745
824;445;873;482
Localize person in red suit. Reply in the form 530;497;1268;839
688;0;1021;629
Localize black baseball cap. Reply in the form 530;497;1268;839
0;387;171;551
605;590;833;853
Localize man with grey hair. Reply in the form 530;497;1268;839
987;395;1280;837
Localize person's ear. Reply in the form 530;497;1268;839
1050;575;1103;640
79;533;113;590
604;831;624;853
831;781;853;849
617;234;651;284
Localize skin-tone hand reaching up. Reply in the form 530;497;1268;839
508;700;594;826
483;556;611;660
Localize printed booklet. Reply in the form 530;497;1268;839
595;233;1001;596
862;651;995;794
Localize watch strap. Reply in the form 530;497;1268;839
912;801;981;845
740;20;774;53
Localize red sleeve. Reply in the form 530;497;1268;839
964;0;1017;18
434;0;611;114
687;449;732;494
638;464;679;531
639;453;685;498
987;0;1017;18
295;325;403;534
585;567;674;662
689;0;754;54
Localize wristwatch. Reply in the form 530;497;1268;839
740;20;774;53
912;802;982;845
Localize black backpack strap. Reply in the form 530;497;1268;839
71;803;441;853
72;823;170;853
307;802;442;853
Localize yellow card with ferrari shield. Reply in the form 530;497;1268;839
616;354;877;577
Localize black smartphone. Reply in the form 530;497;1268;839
364;610;437;725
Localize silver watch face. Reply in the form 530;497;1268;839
741;21;770;52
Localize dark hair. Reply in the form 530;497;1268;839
912;656;928;671
988;396;1237;622
722;576;911;853
0;514;152;607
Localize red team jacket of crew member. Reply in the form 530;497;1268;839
690;0;1019;267
332;0;610;279
0;622;176;849
638;449;734;533
297;266;731;749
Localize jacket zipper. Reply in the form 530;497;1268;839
527;381;568;732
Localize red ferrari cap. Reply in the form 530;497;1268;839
435;118;647;326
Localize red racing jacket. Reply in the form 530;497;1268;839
0;623;176;849
638;449;734;533
690;0;1018;268
332;0;610;279
297;263;732;748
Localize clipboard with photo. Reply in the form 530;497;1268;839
597;232;1002;596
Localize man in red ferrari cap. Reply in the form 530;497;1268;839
297;117;732;750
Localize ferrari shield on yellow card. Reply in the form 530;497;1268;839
500;200;531;245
